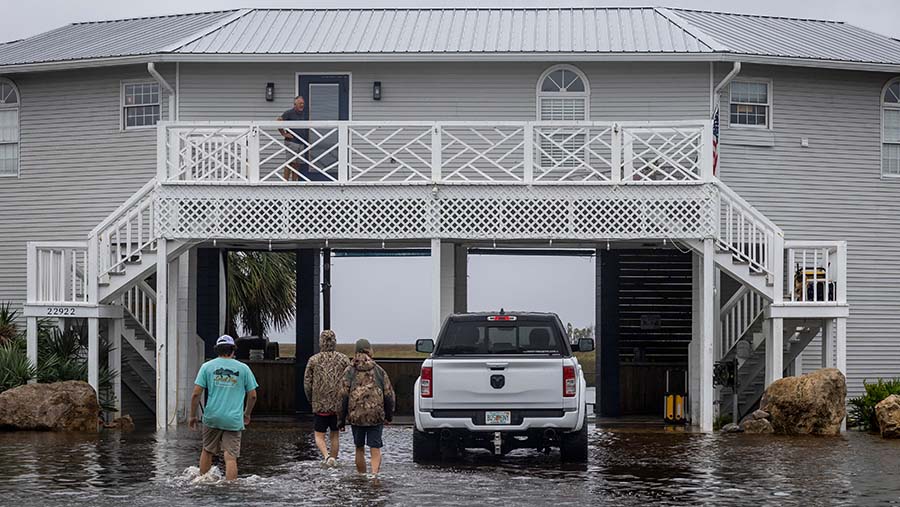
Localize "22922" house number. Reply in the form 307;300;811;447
46;307;77;316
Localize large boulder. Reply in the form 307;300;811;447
0;381;100;432
740;418;774;434
875;394;900;439
760;368;846;436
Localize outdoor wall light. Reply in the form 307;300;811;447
265;82;275;102
373;81;382;100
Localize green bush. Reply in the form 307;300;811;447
0;337;35;391
0;309;118;413
0;301;18;346
848;378;900;431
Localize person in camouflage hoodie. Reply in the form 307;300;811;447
303;330;350;466
339;339;395;475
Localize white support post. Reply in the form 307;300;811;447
166;255;180;426
835;317;847;376
611;124;622;183
701;120;714;181
155;239;169;430
772;234;784;305
87;235;99;304
713;267;722;360
822;318;834;369
87;317;99;395
699;239;715;432
836;316;847;432
431;239;442;340
836;241;848;305
523;123;534;183
622;131;634;180
157;123;168;181
247;125;260;183
26;317;37;383
110;317;123;416
689;251;700;425
765;317;784;386
431;125;442;183
338;123;349;183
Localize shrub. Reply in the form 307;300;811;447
0;302;18;346
0;337;34;391
848;378;900;431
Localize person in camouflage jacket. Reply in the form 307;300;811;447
339;339;395;475
303;330;350;466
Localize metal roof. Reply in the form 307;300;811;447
671;8;900;65
0;10;240;66
176;8;715;54
2;7;900;72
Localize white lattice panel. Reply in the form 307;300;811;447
155;183;716;241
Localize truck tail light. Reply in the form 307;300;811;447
421;366;433;398
563;365;576;397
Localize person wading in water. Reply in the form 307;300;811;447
188;335;259;481
304;330;350;466
339;339;395;475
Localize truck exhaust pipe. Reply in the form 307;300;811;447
543;429;557;440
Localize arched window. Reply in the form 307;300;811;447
0;78;19;177
883;78;900;178
537;65;590;121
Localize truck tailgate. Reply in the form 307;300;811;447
432;357;563;410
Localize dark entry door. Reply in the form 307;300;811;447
298;75;350;177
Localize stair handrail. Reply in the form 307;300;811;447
89;178;158;238
88;178;159;280
719;285;766;358
715;181;784;277
122;280;157;340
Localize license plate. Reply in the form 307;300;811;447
485;411;511;425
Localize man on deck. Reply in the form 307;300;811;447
189;335;259;481
276;95;308;181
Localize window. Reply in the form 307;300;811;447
122;82;160;129
883;79;900;177
730;80;772;128
537;65;590;173
537;65;589;121
0;78;19;177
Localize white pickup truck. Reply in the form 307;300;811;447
413;311;593;463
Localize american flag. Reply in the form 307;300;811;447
712;102;720;176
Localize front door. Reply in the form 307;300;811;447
298;74;350;178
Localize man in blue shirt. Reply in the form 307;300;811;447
189;335;259;481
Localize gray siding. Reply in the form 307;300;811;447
178;61;710;121
717;63;900;394
0;64;173;309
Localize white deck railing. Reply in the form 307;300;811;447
785;241;847;304
158;120;713;185
26;242;90;304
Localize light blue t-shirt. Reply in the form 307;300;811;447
195;357;259;431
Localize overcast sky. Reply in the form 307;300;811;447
5;1;898;343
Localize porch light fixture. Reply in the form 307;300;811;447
373;81;382;100
265;82;275;102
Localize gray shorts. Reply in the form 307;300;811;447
202;425;242;458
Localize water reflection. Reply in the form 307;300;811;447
0;421;899;506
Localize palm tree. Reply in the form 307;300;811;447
225;250;297;339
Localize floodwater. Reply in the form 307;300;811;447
1;420;899;506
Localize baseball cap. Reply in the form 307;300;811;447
355;338;372;353
216;335;236;347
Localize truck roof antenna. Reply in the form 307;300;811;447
499;308;505;314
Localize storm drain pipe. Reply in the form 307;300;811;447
712;61;742;116
148;62;176;122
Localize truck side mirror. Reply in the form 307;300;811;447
416;338;435;354
577;338;595;352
